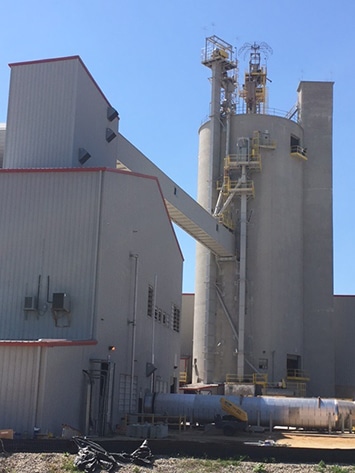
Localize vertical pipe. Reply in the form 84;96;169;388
90;170;104;338
105;362;115;435
225;110;231;157
349;413;353;434
209;61;222;206
33;346;42;432
83;370;92;435
151;274;158;392
130;254;139;411
237;165;247;378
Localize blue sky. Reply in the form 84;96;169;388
1;0;354;294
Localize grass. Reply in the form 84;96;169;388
170;457;245;472
253;463;268;473
317;461;355;473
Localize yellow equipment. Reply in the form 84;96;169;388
220;397;248;423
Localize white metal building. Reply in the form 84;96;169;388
1;39;355;438
0;57;183;436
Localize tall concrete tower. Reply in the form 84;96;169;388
193;37;334;397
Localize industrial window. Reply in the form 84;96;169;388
172;304;180;332
147;285;154;317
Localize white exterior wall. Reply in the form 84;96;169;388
0;344;40;433
0;169;183;435
95;171;183;402
334;295;355;398
0;124;5;167
0;170;101;340
231;114;305;383
194;84;335;396
4;57;119;170
194;113;307;386
181;294;194;358
38;344;96;435
0;342;95;436
298;82;334;396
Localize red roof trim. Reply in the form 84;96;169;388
0;167;107;174
9;56;112;106
106;169;184;261
0;167;184;260
8;55;81;68
0;339;97;348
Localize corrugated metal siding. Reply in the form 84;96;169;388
0;125;5;168
0;170;101;340
96;171;183;391
4;57;118;170
40;345;91;435
4;60;78;168
0;345;41;433
73;62;119;168
0;344;93;436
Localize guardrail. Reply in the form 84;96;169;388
226;373;268;385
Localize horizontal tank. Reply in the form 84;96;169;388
144;393;355;431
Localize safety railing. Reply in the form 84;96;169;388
286;369;310;381
226;373;268;386
290;145;307;159
179;371;187;384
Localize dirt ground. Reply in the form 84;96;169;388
169;427;355;450
274;432;355;449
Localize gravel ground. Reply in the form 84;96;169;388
0;453;355;473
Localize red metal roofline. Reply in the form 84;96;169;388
9;56;112;107
0;339;97;347
0;167;184;260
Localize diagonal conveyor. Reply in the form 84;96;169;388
117;134;235;257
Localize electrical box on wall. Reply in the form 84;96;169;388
52;293;70;312
24;296;37;311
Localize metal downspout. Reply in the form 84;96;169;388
129;253;139;411
237;165;247;378
105;363;115;435
90;170;104;338
151;274;158;392
33;346;42;432
83;370;93;435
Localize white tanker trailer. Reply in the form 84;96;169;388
144;393;355;432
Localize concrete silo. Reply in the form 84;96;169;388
193;37;334;397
